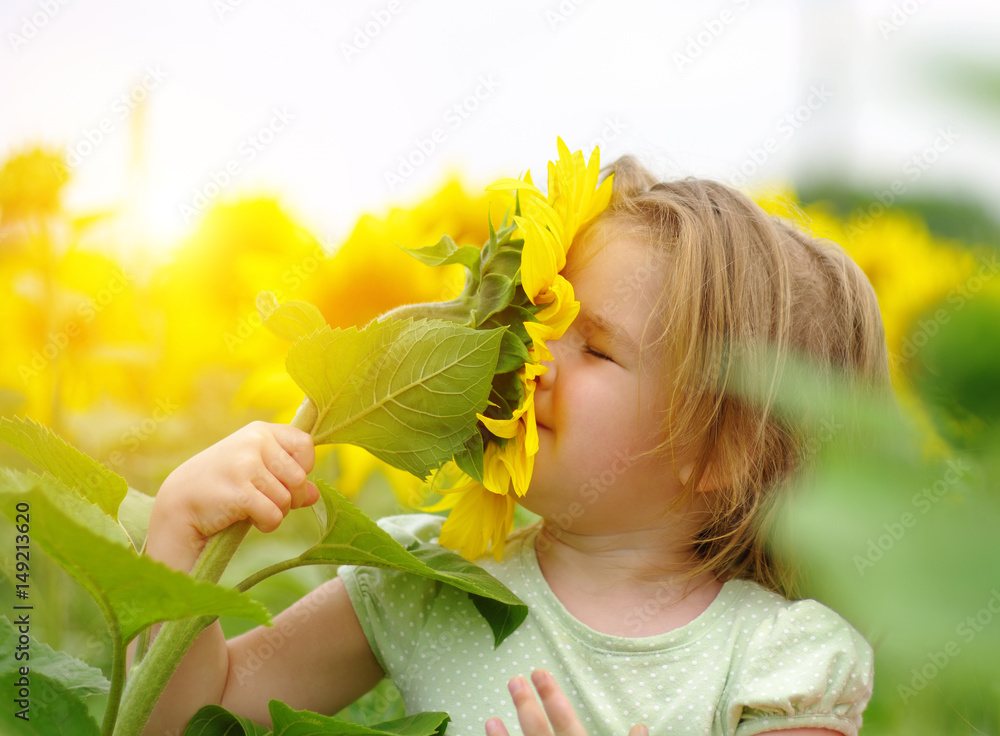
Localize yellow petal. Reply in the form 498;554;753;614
437;484;516;561
477;412;519;439
535;274;580;338
517;214;563;303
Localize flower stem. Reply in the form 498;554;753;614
112;400;319;736
99;622;125;736
112;519;252;736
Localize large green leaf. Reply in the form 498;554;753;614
297;482;526;647
183;704;271;736
118;486;156;551
0;416;127;520
0;471;271;643
0;616;110;698
182;701;449;736
287;320;504;477
0;671;100;736
270;701;449;736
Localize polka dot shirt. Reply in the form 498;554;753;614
340;515;873;736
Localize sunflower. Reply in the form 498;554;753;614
425;139;614;560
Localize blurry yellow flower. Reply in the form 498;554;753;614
0;148;68;225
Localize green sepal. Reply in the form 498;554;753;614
474;273;517;325
483;248;523;281
482;304;537;348
485;371;525;421
398;234;482;275
494;330;533;374
256;291;327;342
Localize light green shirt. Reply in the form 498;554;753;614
340;515;873;736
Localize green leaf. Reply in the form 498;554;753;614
0;617;110;697
398;234;481;273
453;432;485;483
0;471;271;643
257;291;328;342
270;700;449;735
118;486;155;551
288;320;505;478
0;671;100;736
183;704;270;736
0;416;127;520
406;544;529;647
299;482;526;646
474;273;517;326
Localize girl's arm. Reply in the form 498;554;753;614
131;422;383;734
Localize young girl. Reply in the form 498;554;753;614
138;156;888;736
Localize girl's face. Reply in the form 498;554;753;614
524;234;684;533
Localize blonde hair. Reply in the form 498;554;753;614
578;156;890;595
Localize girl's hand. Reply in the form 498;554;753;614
486;669;648;736
147;421;318;570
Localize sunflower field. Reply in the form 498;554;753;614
1;142;999;735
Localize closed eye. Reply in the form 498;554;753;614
585;346;614;362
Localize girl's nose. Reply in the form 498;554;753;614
536;340;560;390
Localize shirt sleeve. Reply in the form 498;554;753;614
338;514;449;679
724;599;874;736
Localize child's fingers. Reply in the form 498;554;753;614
484;717;512;736
506;676;555;735
269;422;317;474
529;670;588;736
628;725;649;736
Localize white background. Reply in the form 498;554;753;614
2;0;996;255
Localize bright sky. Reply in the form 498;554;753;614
2;0;996;256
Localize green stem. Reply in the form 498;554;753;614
234;557;304;593
112;400;320;736
379;296;476;327
100;622;125;736
132;627;151;666
112;519;252;736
